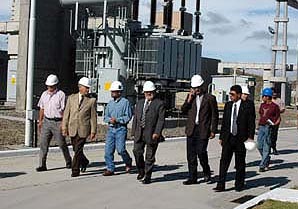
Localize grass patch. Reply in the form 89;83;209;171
252;199;298;209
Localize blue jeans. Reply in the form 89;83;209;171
257;125;271;168
104;126;132;172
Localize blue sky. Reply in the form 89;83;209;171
0;0;298;64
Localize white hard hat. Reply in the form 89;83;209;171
241;85;250;95
78;77;91;88
110;81;123;91
143;81;156;92
191;75;204;88
45;74;59;86
244;139;257;151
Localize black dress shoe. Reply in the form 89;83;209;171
137;171;145;180
183;179;197;185
81;160;89;173
142;178;151;184
66;162;72;169
203;175;211;183
71;173;80;177
235;185;245;192
36;166;47;172
213;184;225;192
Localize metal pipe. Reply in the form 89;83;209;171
69;9;73;34
164;0;173;33
60;0;129;5
25;0;37;147
132;0;139;20
103;0;107;30
150;0;157;27
75;1;79;30
178;0;186;35
296;38;298;107
193;0;203;39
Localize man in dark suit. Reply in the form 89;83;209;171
181;75;219;185
214;85;255;192
132;81;165;184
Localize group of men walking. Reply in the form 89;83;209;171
36;73;283;189
36;75;164;184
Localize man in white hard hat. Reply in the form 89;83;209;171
214;85;255;192
102;81;133;176
36;74;72;172
132;81;165;184
62;77;97;177
181;75;219;185
241;85;256;120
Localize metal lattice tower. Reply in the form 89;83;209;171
271;0;289;104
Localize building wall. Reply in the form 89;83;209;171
17;0;76;110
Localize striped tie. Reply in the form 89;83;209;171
140;101;149;128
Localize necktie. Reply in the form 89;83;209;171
140;101;150;128
79;95;84;108
232;103;238;136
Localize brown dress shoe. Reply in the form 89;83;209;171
103;170;114;176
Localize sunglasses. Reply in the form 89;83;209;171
229;92;236;96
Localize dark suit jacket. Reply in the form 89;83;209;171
181;93;219;139
132;98;165;143
220;100;256;143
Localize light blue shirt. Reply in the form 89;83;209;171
104;97;132;126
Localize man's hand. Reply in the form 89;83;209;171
152;134;160;140
110;117;117;124
209;132;215;139
187;89;195;103
38;121;43;133
218;139;223;146
90;133;96;141
62;130;68;137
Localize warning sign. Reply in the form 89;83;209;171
11;75;16;85
104;82;111;91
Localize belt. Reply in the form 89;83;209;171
45;117;62;122
110;124;127;128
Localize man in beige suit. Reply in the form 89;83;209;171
62;77;97;177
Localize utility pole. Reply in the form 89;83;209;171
271;0;288;105
25;0;37;147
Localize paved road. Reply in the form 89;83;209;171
1;130;298;209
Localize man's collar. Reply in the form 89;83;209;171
47;89;58;95
113;97;122;102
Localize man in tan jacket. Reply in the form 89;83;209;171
62;77;97;177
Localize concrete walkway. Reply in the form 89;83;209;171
0;130;298;209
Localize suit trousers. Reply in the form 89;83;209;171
218;135;246;187
270;124;279;150
71;135;89;174
39;118;71;167
187;125;211;181
133;131;158;179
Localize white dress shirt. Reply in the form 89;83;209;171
195;95;203;125
230;99;241;133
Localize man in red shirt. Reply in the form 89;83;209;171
257;88;280;172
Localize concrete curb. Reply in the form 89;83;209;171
234;188;298;209
0;137;186;158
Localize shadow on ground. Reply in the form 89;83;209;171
0;172;26;179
